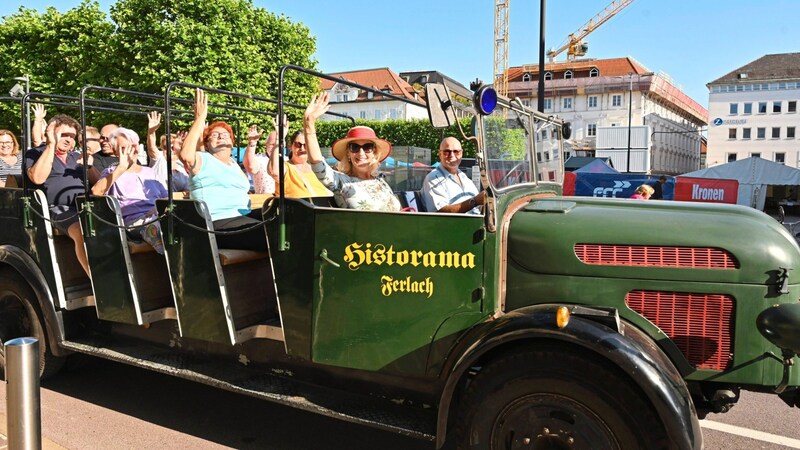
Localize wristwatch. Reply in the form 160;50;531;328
468;197;478;208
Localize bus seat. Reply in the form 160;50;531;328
396;191;427;212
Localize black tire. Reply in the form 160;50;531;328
455;346;669;450
0;270;66;380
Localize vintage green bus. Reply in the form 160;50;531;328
1;67;799;449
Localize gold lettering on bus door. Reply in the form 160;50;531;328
342;242;477;299
343;242;476;271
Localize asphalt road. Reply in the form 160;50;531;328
1;355;799;449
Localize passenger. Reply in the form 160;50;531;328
303;92;399;211
91;128;167;254
264;119;332;198
180;88;266;251
26;114;98;277
95;123;121;172
83;125;103;161
0;129;22;187
651;175;667;200
243;123;276;195
630;184;654;200
146;111;189;192
422;137;484;214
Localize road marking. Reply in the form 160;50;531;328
701;420;800;448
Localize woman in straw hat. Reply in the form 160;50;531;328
303;92;400;211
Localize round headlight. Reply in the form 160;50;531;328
473;85;497;116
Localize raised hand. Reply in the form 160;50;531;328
33;103;47;121
193;88;208;123
45;121;56;146
247;124;263;143
147;111;162;133
117;141;137;170
304;92;330;124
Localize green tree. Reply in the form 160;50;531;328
108;0;318;123
0;2;113;134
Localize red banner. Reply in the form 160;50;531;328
674;177;738;204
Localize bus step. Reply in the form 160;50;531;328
60;335;436;441
64;283;95;310
235;318;283;343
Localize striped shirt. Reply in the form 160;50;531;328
0;155;21;183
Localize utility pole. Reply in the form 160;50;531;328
537;0;546;112
626;72;633;173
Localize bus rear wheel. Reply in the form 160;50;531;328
455;347;668;450
0;273;65;380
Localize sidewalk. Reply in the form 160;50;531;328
0;412;67;450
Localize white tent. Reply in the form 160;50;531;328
682;157;800;210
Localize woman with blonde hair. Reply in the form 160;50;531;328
630;184;655;200
0;130;21;187
302;92;400;211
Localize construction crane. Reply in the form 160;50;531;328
493;0;510;97
546;0;635;62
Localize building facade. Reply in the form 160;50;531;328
506;57;707;174
321;68;428;122
706;53;800;168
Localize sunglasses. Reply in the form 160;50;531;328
86;138;101;142
293;142;306;148
441;149;462;155
59;133;77;140
209;131;231;139
348;142;375;153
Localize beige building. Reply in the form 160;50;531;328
706;53;800;168
321;67;428;122
506;57;707;174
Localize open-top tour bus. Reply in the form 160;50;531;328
0;65;799;449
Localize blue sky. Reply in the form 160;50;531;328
2;0;798;108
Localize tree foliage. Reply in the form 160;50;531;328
0;0;319;137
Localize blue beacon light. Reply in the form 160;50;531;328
474;86;497;115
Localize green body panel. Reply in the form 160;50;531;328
273;201;485;375
157;199;232;345
78;197;139;325
505;195;800;388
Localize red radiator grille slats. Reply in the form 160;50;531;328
626;290;734;371
575;244;739;269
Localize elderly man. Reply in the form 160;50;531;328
94;123;120;172
422;136;485;214
26;114;99;277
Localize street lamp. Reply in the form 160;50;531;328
626;72;633;173
9;75;30;149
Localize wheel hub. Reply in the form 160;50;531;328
491;393;619;450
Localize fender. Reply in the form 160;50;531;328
435;304;701;450
0;244;67;356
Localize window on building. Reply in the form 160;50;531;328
729;103;738;114
543;98;552;110
589;68;599;77
587;123;597;136
772;127;781;138
544;72;552;81
728;128;737;139
727;153;737;163
612;94;622;107
390;109;399;119
522;99;531;107
564;70;573;79
743;102;752;114
367;92;373;99
588;96;598;108
743;128;751;139
790;101;797;113
789;127;796;139
773;101;782;113
563;97;573;109
374;110;382;120
751;153;761;158
757;127;766;139
776;153;786;164
758;102;767;113
536;152;542;162
359;111;366;119
522;73;531;82
544;151;550;161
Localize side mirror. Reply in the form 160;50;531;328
562;122;572;140
425;83;457;129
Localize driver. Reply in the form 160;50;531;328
422;137;484;214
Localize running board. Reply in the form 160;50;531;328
59;335;436;441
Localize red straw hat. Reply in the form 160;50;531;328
331;126;392;162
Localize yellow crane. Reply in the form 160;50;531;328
493;0;510;97
547;0;635;62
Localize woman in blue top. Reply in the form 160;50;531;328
180;88;266;251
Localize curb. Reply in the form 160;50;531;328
0;413;68;450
